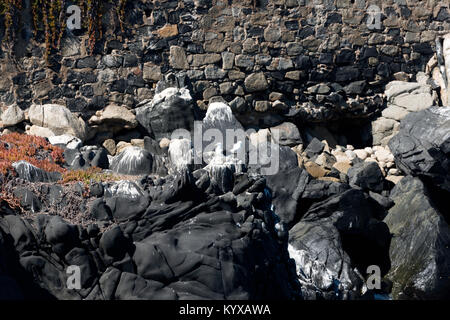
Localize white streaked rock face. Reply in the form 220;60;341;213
288;244;335;289
110;146;153;175
151;87;192;107
204;102;236;125
202;102;248;159
11;160;61;182
168;138;193;171
104;180;145;199
11;161;40;181
204;143;245;193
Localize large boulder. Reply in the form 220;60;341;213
28;104;87;141
270;122;302;147
1;104;24;127
88;105;138;133
135;74;195;141
110;146;153;175
289;189;391;299
389;106;450;192
384;176;450;299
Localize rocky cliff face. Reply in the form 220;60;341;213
0;73;449;300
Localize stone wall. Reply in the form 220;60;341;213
0;0;448;133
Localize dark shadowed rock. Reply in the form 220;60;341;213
265;167;310;227
44;216;79;256
105;195;150;222
89;199;113;221
13;188;42;212
64;146;109;170
304;138;325;160
347;161;385;193
289;189;391;299
99;226;130;260
0;215;36;253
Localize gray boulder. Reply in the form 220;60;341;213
136;74;195;141
389;106;450;192
12;161;61;182
347;161;385;193
385;176;450;299
270;122;302;147
289;189;391;299
28;104;87;141
1;104;24;127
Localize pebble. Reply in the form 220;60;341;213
354;149;368;160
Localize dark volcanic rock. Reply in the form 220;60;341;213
0;163;302;300
105;195;150;222
389;107;450;192
12;188;42;212
89;199;113;221
289;189;391;299
384;176;450;299
265;167;310;227
347;161;385;193
64;146;109;170
99;226;131;260
0;240;23;299
304;138;325;160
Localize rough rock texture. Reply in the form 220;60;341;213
0;169;302;300
11;161;62;182
389;107;450;192
384;176;450;299
64;146;109;170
